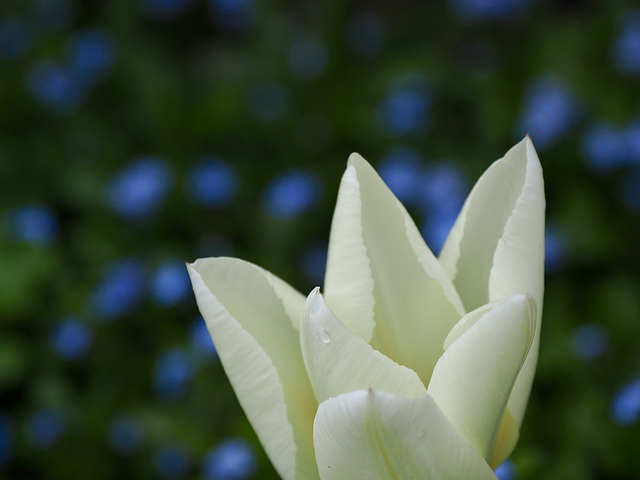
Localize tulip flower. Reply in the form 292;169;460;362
187;137;544;479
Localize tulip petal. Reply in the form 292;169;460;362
326;153;465;385
324;163;376;342
428;295;535;464
443;298;524;465
300;288;427;403
490;408;519;469
313;389;498;480
262;268;307;331
187;258;318;480
438;137;544;426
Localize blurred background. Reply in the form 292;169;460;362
1;0;639;478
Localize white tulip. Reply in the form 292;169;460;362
187;137;545;479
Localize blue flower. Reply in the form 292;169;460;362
623;121;640;165
153;349;194;401
377;86;431;136
151;260;193;306
0;417;12;466
418;162;467;255
27;60;85;113
91;259;147;319
378;146;424;205
581;123;627;172
186;159;238;207
105;156;172;220
24;409;66;450
611;378;640;425
262;170;322;219
203;438;257;480
494;459;515;480
419;162;467;215
50;318;93;360
612;13;640;75
4;204;59;247
421;210;459;256
516;76;579;150
68;29;115;87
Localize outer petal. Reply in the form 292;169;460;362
324;163;376;342
427;295;536;466
187;258;318;480
313;389;497;480
325;154;465;386
438;137;544;426
300;288;427;403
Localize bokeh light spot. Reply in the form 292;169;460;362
262;170;322;219
50;317;93;360
105;156;172;220
203;437;257;480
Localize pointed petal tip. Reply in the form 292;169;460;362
305;286;322;307
523;133;538;151
521;136;542;169
304;287;326;324
187;257;211;271
185;262;198;279
307;286;321;298
524;134;533;148
187;258;216;277
347;152;367;166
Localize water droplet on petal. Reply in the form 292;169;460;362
319;328;331;344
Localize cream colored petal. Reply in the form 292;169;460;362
324;164;376;342
490;139;545;427
443;299;523;466
443;301;499;350
336;153;465;386
262;269;307;331
313;390;497;480
428;295;535;463
188;258;318;480
438;137;544;426
490;408;519;469
300;288;427;403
